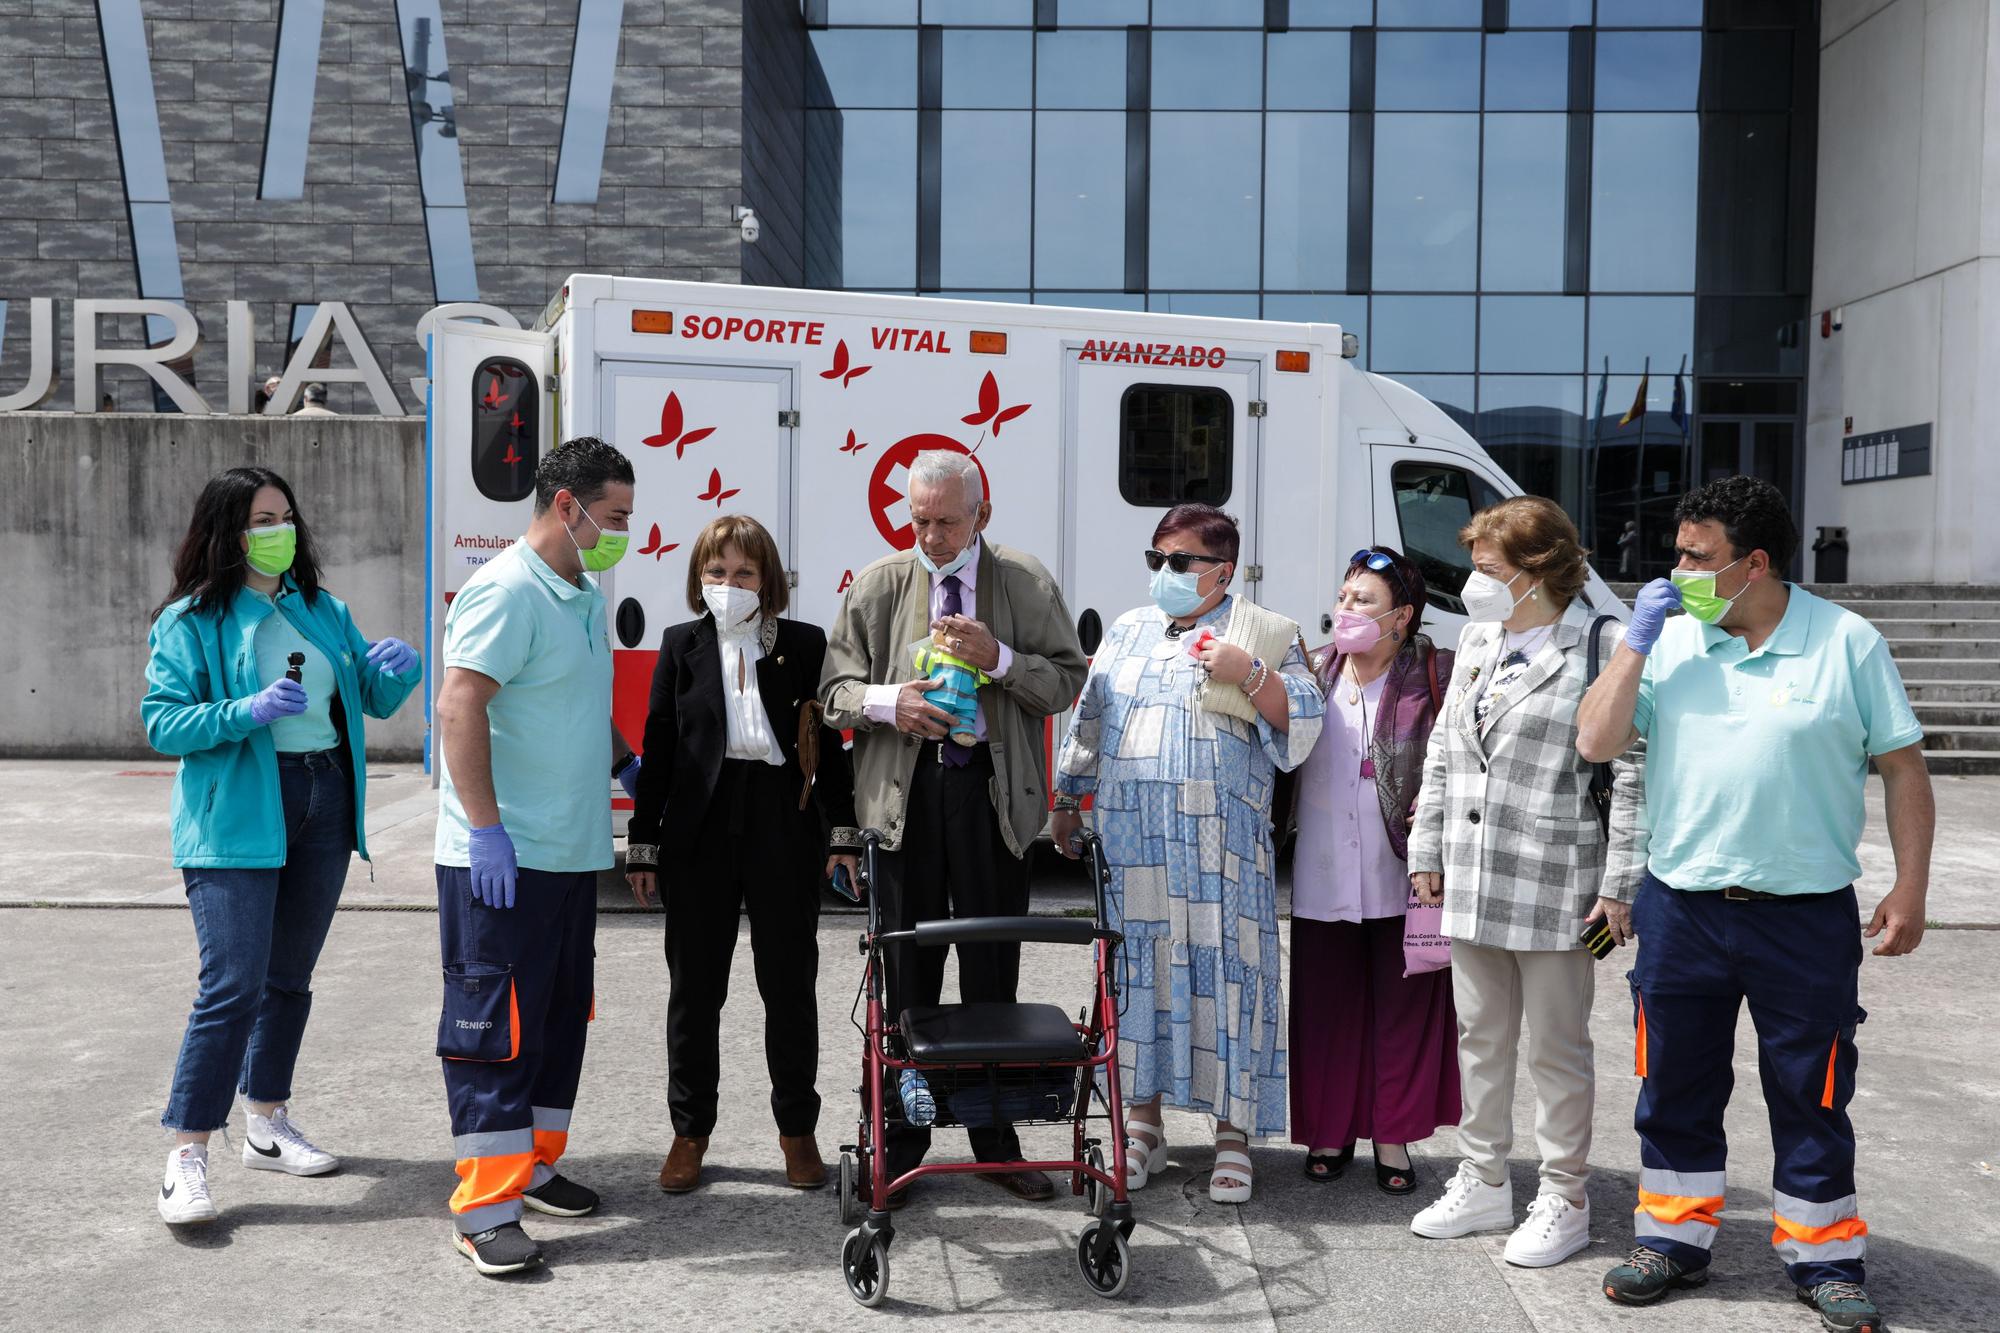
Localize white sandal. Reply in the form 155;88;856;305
1210;1128;1254;1204
1124;1118;1168;1190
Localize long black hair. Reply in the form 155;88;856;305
153;467;324;620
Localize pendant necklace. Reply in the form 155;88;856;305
1500;620;1557;671
1346;659;1376;779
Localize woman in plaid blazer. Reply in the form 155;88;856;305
1405;497;1648;1270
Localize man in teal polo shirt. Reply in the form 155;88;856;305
432;437;635;1275
1578;476;1933;1333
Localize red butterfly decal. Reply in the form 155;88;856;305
641;391;717;458
961;371;1030;435
839;429;869;455
637;524;680;561
697;468;741;507
819;339;872;388
481;375;504;408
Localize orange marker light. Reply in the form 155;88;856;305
1276;349;1311;373
970;330;1008;355
631;309;675;334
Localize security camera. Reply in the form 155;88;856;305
734;205;760;244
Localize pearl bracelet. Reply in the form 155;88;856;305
1244;658;1271;697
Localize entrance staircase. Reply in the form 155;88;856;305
1606;582;2000;774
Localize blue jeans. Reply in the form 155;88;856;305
162;751;354;1132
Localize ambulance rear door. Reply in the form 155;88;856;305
1061;348;1264;653
595;359;798;748
426;319;554;773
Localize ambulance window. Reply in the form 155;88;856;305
1118;384;1233;507
470;357;539;504
1390;460;1504;616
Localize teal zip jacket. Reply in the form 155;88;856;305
143;578;421;868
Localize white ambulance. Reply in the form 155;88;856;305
424;274;1623;772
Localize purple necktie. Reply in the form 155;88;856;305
938;574;970;767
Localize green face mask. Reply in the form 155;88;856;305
1670;556;1746;624
567;504;628;573
244;523;297;577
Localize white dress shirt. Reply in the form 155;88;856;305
861;537;1013;738
716;612;785;765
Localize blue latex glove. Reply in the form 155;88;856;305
365;637;419;678
468;823;518;909
1624;578;1684;655
248;677;309;727
616;754;641;801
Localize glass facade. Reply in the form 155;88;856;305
802;1;1816;580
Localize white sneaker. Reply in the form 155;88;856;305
1503;1192;1592;1267
243;1105;340;1176
158;1143;218;1225
1410;1161;1514;1238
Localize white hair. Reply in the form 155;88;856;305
907;449;984;511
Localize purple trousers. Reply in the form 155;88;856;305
1289;915;1462;1149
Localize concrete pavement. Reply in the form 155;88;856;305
2;761;1997;1330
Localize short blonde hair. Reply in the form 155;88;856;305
1459;496;1591;609
684;513;788;618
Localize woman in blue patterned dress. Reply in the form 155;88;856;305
1051;504;1324;1205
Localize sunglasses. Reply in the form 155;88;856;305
1144;548;1227;575
1348;547;1415;604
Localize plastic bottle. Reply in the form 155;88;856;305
898;1069;936;1127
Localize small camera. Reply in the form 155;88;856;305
734;205;760;244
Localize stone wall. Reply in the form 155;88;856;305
0;0;750;416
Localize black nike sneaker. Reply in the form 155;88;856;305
522;1174;599;1217
452;1222;544;1275
1602;1246;1710;1304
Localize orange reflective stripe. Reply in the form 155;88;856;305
1634;993;1648;1078
1771;1214;1869;1247
1637;1189;1723;1227
589;991;596;1023
1821;1034;1838;1110
450;1150;535;1216
533;1129;569;1168
508;981;521;1060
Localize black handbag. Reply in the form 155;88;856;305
1584;614;1619;837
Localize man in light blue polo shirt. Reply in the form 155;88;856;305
431;438;634;1276
1578;476;1934;1333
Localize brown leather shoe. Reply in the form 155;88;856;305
780;1134;827;1189
980;1169;1056;1201
657;1135;708;1193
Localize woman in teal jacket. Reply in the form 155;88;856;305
143;466;421;1226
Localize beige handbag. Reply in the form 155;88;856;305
1194;598;1304;724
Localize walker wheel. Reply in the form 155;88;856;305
836;1153;859;1225
1082;1146;1108;1217
842;1226;890;1307
1076;1220;1130;1298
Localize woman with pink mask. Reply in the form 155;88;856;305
1288;546;1461;1195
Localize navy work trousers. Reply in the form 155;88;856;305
1628;873;1868;1288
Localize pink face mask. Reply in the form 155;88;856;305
1332;607;1397;654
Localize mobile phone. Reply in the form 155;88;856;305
831;864;861;903
1578;916;1618;960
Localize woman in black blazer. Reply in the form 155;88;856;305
625;514;858;1196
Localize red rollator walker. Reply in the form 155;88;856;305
835;828;1137;1306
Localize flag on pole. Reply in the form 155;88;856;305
1619;357;1650;427
1668;353;1688;435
